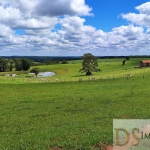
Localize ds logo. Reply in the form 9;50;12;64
114;128;150;146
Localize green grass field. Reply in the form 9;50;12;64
0;58;150;83
1;58;150;149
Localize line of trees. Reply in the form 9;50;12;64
0;58;31;72
44;59;68;65
14;58;31;71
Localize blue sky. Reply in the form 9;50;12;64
85;0;149;31
0;0;150;56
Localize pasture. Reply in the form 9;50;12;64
0;58;150;83
1;58;150;149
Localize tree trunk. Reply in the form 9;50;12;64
86;71;92;76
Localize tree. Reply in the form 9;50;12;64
14;58;23;71
30;67;40;77
126;57;130;60
8;59;14;71
61;59;68;64
14;58;31;71
0;58;8;72
122;60;126;66
79;53;99;75
21;58;31;71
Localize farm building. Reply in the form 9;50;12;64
140;60;150;67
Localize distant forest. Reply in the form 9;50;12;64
1;55;150;63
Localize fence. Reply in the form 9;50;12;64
0;72;150;83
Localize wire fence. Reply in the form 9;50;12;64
0;72;150;83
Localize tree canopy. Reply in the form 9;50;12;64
79;53;99;75
21;58;31;71
14;58;23;71
14;58;31;71
30;67;40;77
0;58;8;72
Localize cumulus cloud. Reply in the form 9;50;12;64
111;25;144;39
58;16;98;48
0;0;91;31
0;24;14;37
122;2;150;27
0;0;57;30
0;1;150;55
136;2;150;15
12;18;57;30
147;28;150;34
57;16;148;54
34;0;92;17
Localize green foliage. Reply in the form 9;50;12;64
79;53;99;75
14;58;31;71
30;67;40;77
21;58;31;71
0;58;9;72
9;63;13;71
61;59;68;64
122;60;126;66
32;61;42;66
8;59;14;71
126;57;130;60
14;58;23;71
44;59;59;65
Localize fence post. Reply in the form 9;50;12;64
79;78;82;82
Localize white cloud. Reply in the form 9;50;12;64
0;5;21;23
0;0;92;31
122;13;150;27
122;2;150;27
0;1;150;56
111;25;144;39
136;2;150;15
12;0;36;12
12;18;56;30
59;16;96;42
146;28;150;34
0;24;14;37
34;0;92;17
0;0;57;30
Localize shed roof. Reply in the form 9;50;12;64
140;60;150;63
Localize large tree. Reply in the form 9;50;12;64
79;53;99;75
14;58;31;71
0;58;8;72
14;58;23;71
8;59;14;71
21;58;31;71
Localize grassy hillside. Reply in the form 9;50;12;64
1;57;149;82
0;58;150;149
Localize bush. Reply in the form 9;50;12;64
30;68;40;77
